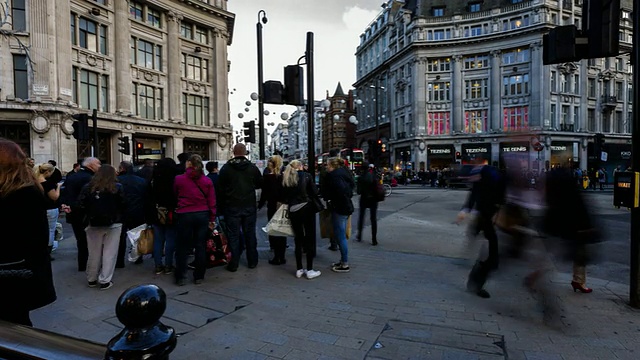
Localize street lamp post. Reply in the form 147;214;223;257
370;80;385;166
256;10;268;160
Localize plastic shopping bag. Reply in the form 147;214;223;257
126;224;147;262
265;205;295;237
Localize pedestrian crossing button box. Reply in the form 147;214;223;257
613;171;639;208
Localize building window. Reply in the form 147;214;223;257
427;112;450;135
464;110;487;133
615;111;623;133
182;94;210;126
181;22;193;39
561;105;569;124
502;48;530;64
427;58;451;72
70;15;76;45
148;8;161;28
94;0;107;4
427;81;451;102
588;78;596;97
469;2;481;12
587;109;596;131
464;55;488;69
616;58;624;71
503;106;529;131
195;26;208;44
573;74;580;94
74;17;108;55
464;79;488;99
131;38;162;70
430;29;451;40
432;7;445;17
550;104;556;127
130;1;143;21
628;84;633;103
574;106;580;126
560;73;568;93
616;82;624;99
131;83;163;120
181;54;208;82
503;74;529;96
550;71;557;92
12;0;26;31
587;58;596;67
73;68;100;110
13;54;28;99
465;25;482;37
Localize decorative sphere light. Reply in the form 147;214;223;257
352;120;358;125
320;99;331;108
339;99;346;104
250;92;259;101
245;101;252;106
233;88;237;91
381;114;386;119
238;113;244;118
280;112;289;120
333;115;340;121
355;99;363;105
349;115;357;123
244;107;250;112
264;110;270;116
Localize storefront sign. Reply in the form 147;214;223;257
465;147;489;153
429;148;451;154
500;142;529;153
621;151;632;160
550;145;568;152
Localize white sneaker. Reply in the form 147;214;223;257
306;270;321;279
296;269;306;278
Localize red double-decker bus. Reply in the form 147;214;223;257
340;148;365;171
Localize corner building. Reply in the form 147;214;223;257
0;0;234;170
354;0;633;176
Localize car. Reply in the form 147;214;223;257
447;164;475;188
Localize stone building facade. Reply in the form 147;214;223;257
0;0;234;171
355;0;633;176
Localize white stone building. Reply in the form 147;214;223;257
355;0;633;176
0;0;234;170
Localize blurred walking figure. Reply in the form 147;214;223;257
259;155;287;265
37;163;62;260
282;160;322;279
173;154;216;285
325;157;355;273
456;159;505;298
356;162;379;246
320;149;341;251
78;165;127;290
0;139;56;326
145;158;178;275
60;157;101;272
116;161;148;268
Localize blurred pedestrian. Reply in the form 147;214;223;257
78;165;126;290
282;160;322;279
173;154;216;285
176;152;191;175
116;161;148;268
60;157;101;272
205;161;219;192
325;157;355;273
66;163;81;179
136;158;154;183
356;163;379;246
37;163;62;260
145;158;178;275
259;155;287;265
26;157;35;170
47;160;63;185
319;149;341;251
0;139;56;326
217;144;263;272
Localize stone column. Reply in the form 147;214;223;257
54;0;72;102
530;42;543;127
29;0;52;100
452;55;463;132
211;27;230;127
114;0;131;114
414;57;427;135
490;50;501;131
167;11;183;122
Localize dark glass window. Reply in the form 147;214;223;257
13;54;28;99
432;7;444;17
12;0;26;31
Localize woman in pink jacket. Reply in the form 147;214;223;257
173;154;216;286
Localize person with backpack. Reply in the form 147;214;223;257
455;159;505;299
356;163;381;246
78;165;127;290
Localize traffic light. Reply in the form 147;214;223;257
243;121;256;143
117;136;130;155
284;65;304;106
594;133;606;158
455;151;461;160
71;113;89;140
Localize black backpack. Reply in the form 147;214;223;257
86;188;121;227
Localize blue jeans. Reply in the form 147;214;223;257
175;211;210;281
224;207;258;269
46;209;59;247
153;224;176;268
331;212;349;264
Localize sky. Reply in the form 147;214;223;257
226;0;381;134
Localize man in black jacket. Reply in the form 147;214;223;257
356;163;379;246
217;144;263;271
116;161;148;268
60;157;101;271
319;149;341;251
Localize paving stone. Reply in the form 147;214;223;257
308;331;339;345
256;343;292;358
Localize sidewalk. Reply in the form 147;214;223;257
32;205;639;360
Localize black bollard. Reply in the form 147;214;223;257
105;284;177;360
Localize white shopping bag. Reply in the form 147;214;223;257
126;224;147;262
265;205;295;237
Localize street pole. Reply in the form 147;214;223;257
630;4;640;308
256;10;267;160
92;108;98;158
306;32;315;179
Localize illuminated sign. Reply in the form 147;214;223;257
618;182;631;189
501;146;528;152
550;146;567;151
429;148;451;154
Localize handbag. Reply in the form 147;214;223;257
157;206;173;225
265;205;295;237
0;259;33;279
311;196;325;213
137;227;154;255
319;209;333;239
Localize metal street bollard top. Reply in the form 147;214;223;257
105;284;177;360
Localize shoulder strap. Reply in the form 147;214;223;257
191;178;207;200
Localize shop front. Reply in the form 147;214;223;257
550;141;576;168
461;143;491;165
184;139;211;160
499;142;530;170
394;146;413;174
588;143;632;176
134;137;164;163
427;144;455;169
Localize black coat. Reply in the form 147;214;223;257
0;186;56;312
357;170;376;207
325;167;355;216
282;171;319;210
259;171;285;213
117;173;148;227
60;168;94;224
217;157;263;214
